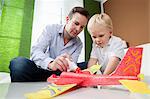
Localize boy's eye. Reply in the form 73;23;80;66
92;34;104;38
99;35;104;37
92;36;96;38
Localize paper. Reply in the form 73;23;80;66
83;65;101;74
25;83;77;99
66;58;78;71
119;80;150;94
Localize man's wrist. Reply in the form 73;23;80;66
47;61;53;71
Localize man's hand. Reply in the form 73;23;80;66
48;53;71;71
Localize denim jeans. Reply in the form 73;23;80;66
9;57;87;82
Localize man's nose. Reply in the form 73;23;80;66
76;26;82;32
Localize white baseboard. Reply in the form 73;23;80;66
0;72;11;83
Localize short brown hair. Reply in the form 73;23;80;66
68;7;90;20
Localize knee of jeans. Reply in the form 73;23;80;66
77;62;88;70
9;57;29;72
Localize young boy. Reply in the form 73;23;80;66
87;13;125;75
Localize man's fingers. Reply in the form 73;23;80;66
61;53;72;61
55;64;63;71
56;62;65;71
56;57;68;71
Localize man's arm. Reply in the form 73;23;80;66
30;25;54;70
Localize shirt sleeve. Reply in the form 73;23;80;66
30;25;54;70
109;39;125;60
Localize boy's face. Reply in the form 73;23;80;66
90;26;112;48
65;13;88;38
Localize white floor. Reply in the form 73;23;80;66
0;72;11;83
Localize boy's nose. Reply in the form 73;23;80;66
96;38;101;42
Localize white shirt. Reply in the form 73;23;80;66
90;36;125;73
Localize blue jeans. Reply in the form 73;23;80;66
9;57;87;82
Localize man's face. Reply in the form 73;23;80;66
90;26;112;48
65;13;88;38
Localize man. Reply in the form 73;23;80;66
9;7;89;82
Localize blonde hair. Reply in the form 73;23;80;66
87;13;113;33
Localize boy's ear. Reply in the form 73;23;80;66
109;31;113;35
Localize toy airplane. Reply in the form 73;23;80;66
47;47;143;86
25;47;143;99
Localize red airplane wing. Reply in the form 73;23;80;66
47;72;139;86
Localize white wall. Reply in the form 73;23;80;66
138;43;150;76
31;0;85;62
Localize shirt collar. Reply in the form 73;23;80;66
58;25;65;36
108;36;113;46
58;25;78;44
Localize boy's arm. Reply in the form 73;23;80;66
87;58;98;68
103;56;120;75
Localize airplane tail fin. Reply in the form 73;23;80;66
110;47;143;76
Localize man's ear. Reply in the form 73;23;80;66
66;16;70;23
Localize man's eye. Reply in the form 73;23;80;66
74;22;79;25
80;26;84;29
